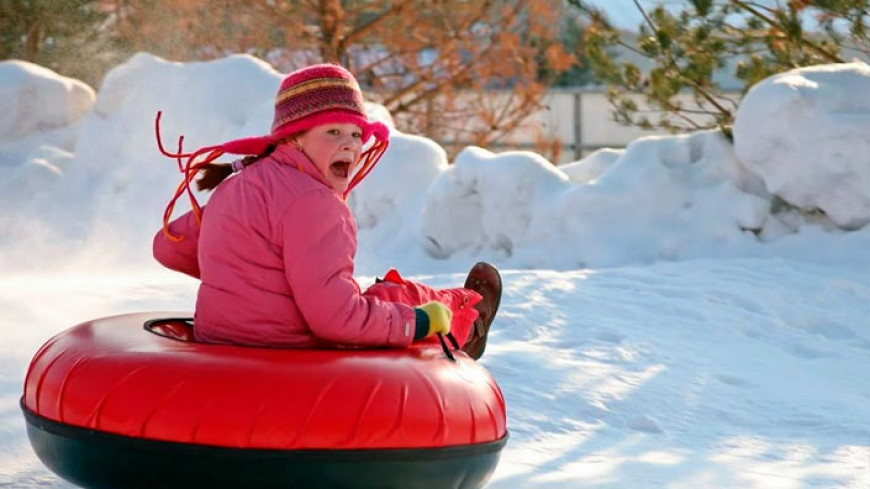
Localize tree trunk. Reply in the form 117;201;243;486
24;19;43;61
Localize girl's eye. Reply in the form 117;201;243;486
352;132;362;139
327;129;340;135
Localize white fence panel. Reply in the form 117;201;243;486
449;88;742;163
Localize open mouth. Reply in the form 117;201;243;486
330;160;352;179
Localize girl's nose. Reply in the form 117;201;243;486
342;135;361;151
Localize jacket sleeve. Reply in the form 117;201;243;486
280;190;416;347
152;209;202;279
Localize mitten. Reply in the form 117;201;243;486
414;301;452;340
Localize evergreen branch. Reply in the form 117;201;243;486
731;0;844;63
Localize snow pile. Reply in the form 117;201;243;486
417;132;772;269
734;61;870;229
0;61;94;218
0;54;281;272
0;60;93;150
420;147;571;262
1;54;869;276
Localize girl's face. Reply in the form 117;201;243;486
294;123;364;194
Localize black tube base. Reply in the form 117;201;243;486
23;405;506;489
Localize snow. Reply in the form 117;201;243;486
0;60;93;147
1;54;869;488
734;61;870;229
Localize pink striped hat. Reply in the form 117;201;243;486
222;63;389;155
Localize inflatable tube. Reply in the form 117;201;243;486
21;312;508;489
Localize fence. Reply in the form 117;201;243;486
442;88;742;164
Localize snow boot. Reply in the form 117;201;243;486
461;262;502;360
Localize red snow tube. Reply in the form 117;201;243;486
21;312;508;489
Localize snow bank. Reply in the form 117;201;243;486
0;61;95;271
0;54;282;272
421;146;571;262
417;131;771;269
1;54;869;275
0;60;93;202
0;60;94;148
734;61;870;229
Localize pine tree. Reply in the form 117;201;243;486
568;0;869;137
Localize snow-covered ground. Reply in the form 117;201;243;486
1;55;868;488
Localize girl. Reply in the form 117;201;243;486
153;63;501;359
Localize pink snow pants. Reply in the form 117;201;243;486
362;269;481;347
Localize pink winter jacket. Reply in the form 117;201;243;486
153;145;417;348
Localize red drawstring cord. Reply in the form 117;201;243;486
155;111;193;161
155;111;223;242
157;111;390;238
344;138;389;199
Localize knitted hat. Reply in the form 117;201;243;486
155;63;390;241
221;63;389;155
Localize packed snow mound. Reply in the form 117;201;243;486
0;54;284;272
0;61;95;270
0;60;94;146
558;147;623;184
421;146;571;261
549;131;771;267
417;133;772;269
351;132;448;229
734;61;870;229
78;52;281;176
0;60;93;207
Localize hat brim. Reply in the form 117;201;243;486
220;116;390;156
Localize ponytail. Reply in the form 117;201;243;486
195;145;277;191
